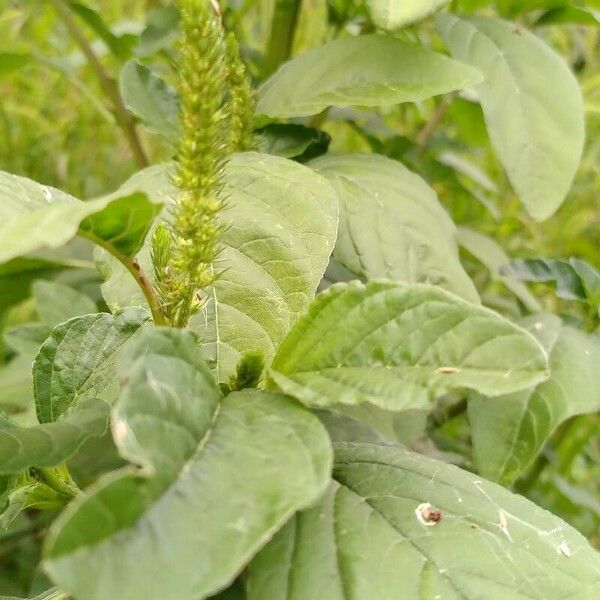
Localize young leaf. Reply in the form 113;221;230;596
44;328;332;600
469;321;600;485
32;280;97;329
457;227;541;311
33;308;148;424
256;35;482;118
0;172;161;263
311;154;479;302
120;61;180;143
270;280;549;411
367;0;450;30
247;443;600;600
0;398;109;474
437;13;585;221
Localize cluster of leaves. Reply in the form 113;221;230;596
0;0;599;599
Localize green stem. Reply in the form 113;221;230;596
81;233;167;325
416;93;456;153
261;0;302;78
48;0;149;168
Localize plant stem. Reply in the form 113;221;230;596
261;0;302;78
416;92;455;153
82;233;167;325
48;0;149;168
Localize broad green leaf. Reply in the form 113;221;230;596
457;227;541;311
501;258;600;309
469;319;600;485
270;280;549;411
96;154;339;382
367;0;450;29
44;328;332;600
33;308;148;424
311;154;479;302
0;172;161;263
437;14;585;221
256;35;482;118
32;281;96;329
0;398;109;474
120;61;180;143
248;443;600;600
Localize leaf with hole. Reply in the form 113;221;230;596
248;442;600;600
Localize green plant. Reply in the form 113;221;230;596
1;0;599;598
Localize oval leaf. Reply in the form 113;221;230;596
96;153;339;382
256;35;482;118
270;280;549;411
437;13;585;221
248;442;600;600
469;321;600;485
44;328;332;600
311;154;479;302
33;307;149;424
367;0;450;30
0;171;162;263
120;60;180;143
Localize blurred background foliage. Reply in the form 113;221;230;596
0;1;598;593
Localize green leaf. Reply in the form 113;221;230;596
33;308;148;424
0;398;109;474
270;280;549;411
257;123;331;161
0;172;161;264
366;0;450;29
32;281;96;329
120;61;180;143
69;2;135;60
501;258;600;309
469;319;600;485
437;14;585;221
1;472;65;530
311;154;479;302
79;191;163;259
457;227;541;311
136;6;180;56
0;356;34;416
248;442;600;600
96;154;338;382
44;328;332;600
256;35;482;118
3;323;50;357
